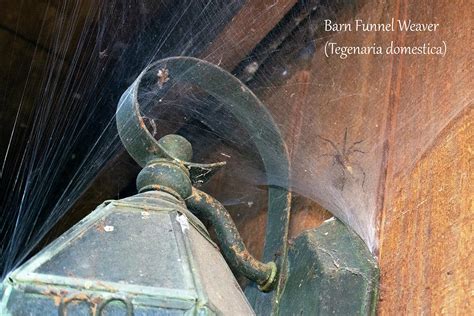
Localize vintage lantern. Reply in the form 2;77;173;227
0;57;379;316
0;57;292;315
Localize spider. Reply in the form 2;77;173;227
316;128;366;191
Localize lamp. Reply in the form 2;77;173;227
0;57;292;315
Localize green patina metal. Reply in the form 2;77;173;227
186;188;277;291
115;57;291;293
1;56;379;315
1;192;255;315
279;218;379;315
1;56;276;315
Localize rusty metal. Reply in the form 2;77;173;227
1;56;292;315
115;56;292;299
0;55;381;315
1;191;255;315
279;218;379;315
186;188;277;291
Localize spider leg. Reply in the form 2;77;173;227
343;128;348;153
360;169;366;189
350;139;364;145
316;135;340;154
348;149;366;155
347;140;365;153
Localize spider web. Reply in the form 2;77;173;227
1;0;463;278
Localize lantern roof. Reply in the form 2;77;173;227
1;191;254;315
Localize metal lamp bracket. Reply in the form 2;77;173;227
116;57;292;300
115;57;378;315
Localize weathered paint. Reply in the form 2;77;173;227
279;218;379;315
0;191;255;315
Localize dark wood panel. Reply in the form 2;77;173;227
202;0;297;70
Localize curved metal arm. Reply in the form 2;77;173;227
116;57;291;295
186;188;277;291
116;57;290;187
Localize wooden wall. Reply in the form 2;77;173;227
3;0;469;312
379;106;472;314
376;0;473;313
246;0;472;313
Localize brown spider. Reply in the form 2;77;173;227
316;128;366;191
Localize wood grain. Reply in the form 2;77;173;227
202;0;297;70
11;0;469;311
378;107;473;314
252;1;399;251
243;0;473;312
376;0;473;312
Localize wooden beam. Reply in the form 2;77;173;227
202;0;297;70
